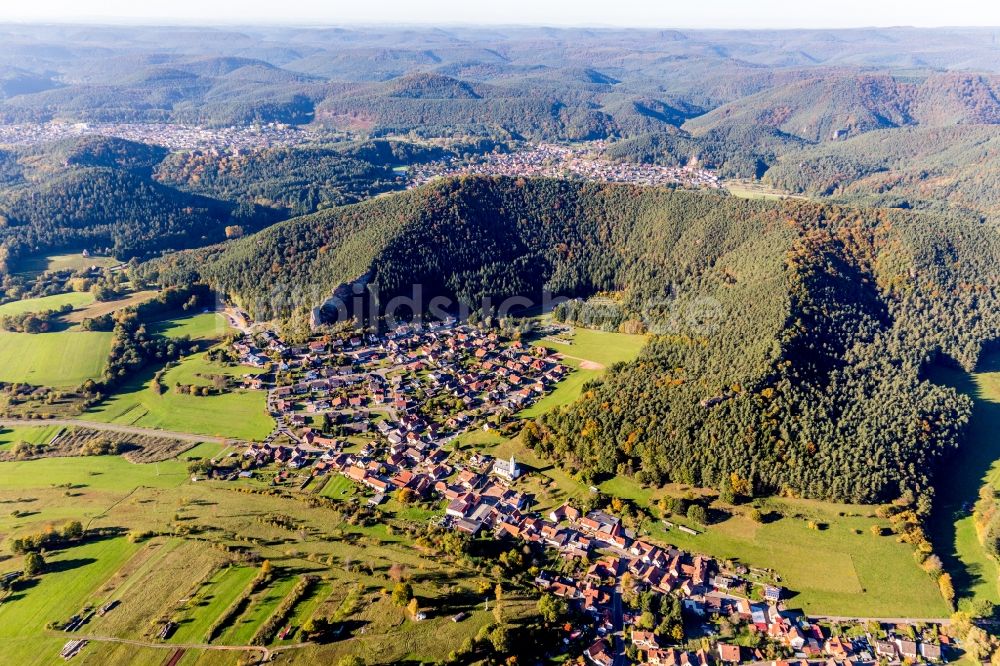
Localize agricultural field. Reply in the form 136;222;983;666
926;350;1000;609
0;291;93;317
61;290;159;324
0;424;64;450
0;329;112;386
170;565;257;643
0;445;540;665
83;349;273;441
149;312;229;342
13;252;118;276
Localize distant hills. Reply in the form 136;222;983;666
0;25;998;136
685;72;1000;142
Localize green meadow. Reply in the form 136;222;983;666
926;349;1000;609
83;351;273;441
149;312;229;342
0;291;93;317
0;330;112;386
520;323;647;417
0;537;140;665
0;424;64;450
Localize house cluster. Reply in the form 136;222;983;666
408;141;721;190
229;323;955;666
236;320;567;442
0;120;310;151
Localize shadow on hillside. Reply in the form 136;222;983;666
924;348;1000;603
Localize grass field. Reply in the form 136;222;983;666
520;324;647;417
83;350;273;441
149;312;229;342
0;424;64;450
535;324;648;368
0;330;112;386
14;252;118;276
171;565;258;643
0;454;191;492
0;291;93;317
0;537;140;665
926;350;1000;609
219;573;298;644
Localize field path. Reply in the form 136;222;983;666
555;353;605;370
807;614;950;624
0;418;228;444
55;631;313;661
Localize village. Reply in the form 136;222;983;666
407;141;722;190
221;319;955;666
0;120;312;151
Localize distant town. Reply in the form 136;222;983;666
408;141;721;190
0;120;312;151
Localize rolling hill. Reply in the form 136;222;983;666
147;176;1000;505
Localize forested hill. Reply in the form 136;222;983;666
760;125;1000;220
148;176;1000;504
684;72;1000;142
0;136;277;270
0;135;498;272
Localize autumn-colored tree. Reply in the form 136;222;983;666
939;573;955;608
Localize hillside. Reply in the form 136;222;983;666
148;176;1000;504
685;72;1000;142
760;125;1000;219
0;137;281;269
1;26;998;138
604;125;806;178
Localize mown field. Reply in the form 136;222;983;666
0;424;64;450
0;291;93;316
13;252;118;276
0;329;112;386
83;313;273;441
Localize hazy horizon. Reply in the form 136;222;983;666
1;0;999;30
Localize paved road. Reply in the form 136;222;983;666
0;418;228;444
611;586;626;666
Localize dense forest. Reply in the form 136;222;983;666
146;176;1000;504
0;135;502;272
155;137;502;215
760;125;1000;221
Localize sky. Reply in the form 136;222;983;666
0;0;999;30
